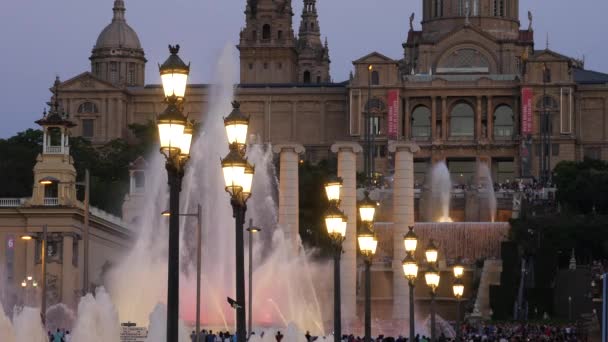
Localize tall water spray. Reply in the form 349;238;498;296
429;162;453;222
477;163;497;222
104;44;328;335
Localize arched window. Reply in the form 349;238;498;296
536;96;558;111
303;71;311;83
262;24;271;40
78;102;98;114
411;106;431;139
493;105;514;139
450;102;475;137
371;70;379;85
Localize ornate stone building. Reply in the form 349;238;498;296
53;0;608;185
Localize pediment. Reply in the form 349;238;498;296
530;49;572;62
58;72;121;92
353;51;397;65
435;26;499;51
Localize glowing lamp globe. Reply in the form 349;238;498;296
453;260;465;279
325;205;347;238
403;226;418;253
425;267;440;290
358;228;378;256
221;149;248;196
159;45;190;99
242;163;255;199
425;240;439;264
324;176;342;202
178;121;194;157
224;101;250;146
402;252;418;281
157;104;187;157
453;278;464;298
358;191;377;223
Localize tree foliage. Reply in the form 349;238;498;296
553;159;608;214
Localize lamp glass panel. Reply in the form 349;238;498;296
242;170;254;195
222;165;245;193
161;73;188;98
158;123;185;151
179;131;193;156
402;261;418;278
325;216;343;235
358;235;377;254
359;206;376;222
426;249;438;264
404;238;418;253
425;271;440;288
325;183;341;202
453;265;465;278
337;219;347;237
453;284;464;297
225;123;248;145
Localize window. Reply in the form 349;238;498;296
411;106;431;139
262;24;271;40
414;160;430;187
448;160;476;186
584;147;601;160
44;182;58;199
493;105;514;139
78;102;98;114
110;62;118;83
82;119;94;138
433;0;443;17
303;70;311;83
552;143;560;157
472;0;479;15
494;0;505;16
450;102;475;137
316;76;321;83
48;127;62;146
311;23;315;30
278;30;283;40
127;63;136;85
369;116;381;135
495;160;515;183
536;96;558;111
94;63;101;77
252;30;257;40
134;170;145;190
72;239;79;267
371;70;379;85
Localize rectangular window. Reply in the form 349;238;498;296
448;160;476;186
110;62;118;83
414;160;430;187
584;147;601;160
82;119;94;138
134;171;145;189
496;160;515;183
127;63;135;85
552;144;560;156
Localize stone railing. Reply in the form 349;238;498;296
43;197;59;206
0;198;27;207
89;206;127;228
44;146;69;154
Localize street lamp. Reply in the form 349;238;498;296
221;101;253;342
325;177;347;342
21;224;48;325
161;204;202;342
402;225;419;341
358;190;377;342
157;44;191;342
425;241;440;342
38;170;90;295
453;278;464;341
246;220;261;339
453;258;464;279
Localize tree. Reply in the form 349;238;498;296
553;159;608;214
0;129;42;197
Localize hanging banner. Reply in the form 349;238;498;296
387;89;400;139
521;87;533;135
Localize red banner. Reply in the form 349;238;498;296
521;87;533;135
387;89;399;139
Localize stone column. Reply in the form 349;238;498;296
331;142;362;323
441;97;448;140
487;96;494;141
431;97;437;141
476;96;483;140
62;234;75;308
389;141;420;321
272;144;305;252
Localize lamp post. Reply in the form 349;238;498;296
357;191;378;342
156;44;192;342
324;176;347;342
21;224;48;325
161;203;202;342
39;169;90;294
452;278;464;341
402;226;419;341
221;101;254;342
246;220;261;339
425;240;440;342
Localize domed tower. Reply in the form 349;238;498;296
421;0;520;41
238;0;298;83
296;0;331;83
90;0;146;87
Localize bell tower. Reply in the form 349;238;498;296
238;0;298;83
30;77;78;207
296;0;331;83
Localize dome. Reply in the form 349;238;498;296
94;0;142;50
